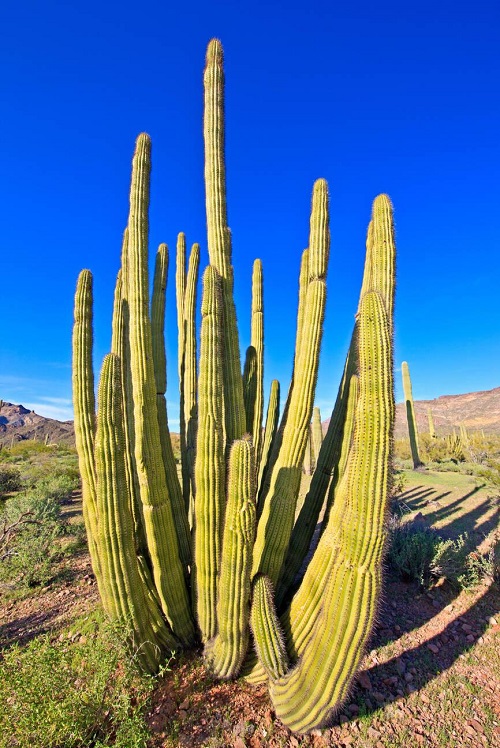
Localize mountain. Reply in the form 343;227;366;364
2;385;499;449
0;402;75;447
394;386;500;439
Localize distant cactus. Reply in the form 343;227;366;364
72;39;396;732
427;407;436;438
402;361;423;468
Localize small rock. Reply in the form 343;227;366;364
367;727;381;739
395;658;406;675
404;672;414;683
233;739;246;748
341;738;354;745
488;616;497;626
339;715;349;725
427;643;439;654
347;703;359;714
469;719;484;734
466;634;475;643
357;671;372;690
420;693;430;704
179;698;189;710
177;709;187;720
432;599;441;609
289;738;299;748
462;623;472;633
373;691;385;703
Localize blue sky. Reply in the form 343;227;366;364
1;0;499;425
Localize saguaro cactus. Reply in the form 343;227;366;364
72;38;396;733
402;361;423;468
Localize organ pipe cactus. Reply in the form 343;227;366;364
72;38;396;733
402;361;423;468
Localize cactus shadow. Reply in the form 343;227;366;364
344;582;499;720
0;604;70;649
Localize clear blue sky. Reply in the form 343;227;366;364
1;0;499;425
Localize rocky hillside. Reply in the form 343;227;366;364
2;385;499;449
394;386;500;439
0;402;74;447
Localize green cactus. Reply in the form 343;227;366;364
73;38;396;734
209;438;256;678
311;406;323;469
193;266;226;641
402;361;423;468
427;407;436;437
176;236;200;519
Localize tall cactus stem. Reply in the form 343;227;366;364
311;406;323;469
256;379;280;507
182;243;200;518
151;243;192;570
204;39;246;444
94;353;177;673
252;179;329;586
271;290;394;733
193;266;226;641
209;439;256;678
126;133;194;644
402;361;422;469
250;259;264;460
72;270;101;578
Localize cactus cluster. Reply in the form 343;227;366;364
72;39;396;733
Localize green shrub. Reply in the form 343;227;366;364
386;517;438;585
0;474;78;588
0;613;159;748
387;517;496;590
0;466;22;495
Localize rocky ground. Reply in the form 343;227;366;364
0;481;499;747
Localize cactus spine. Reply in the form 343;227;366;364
402;361;422;468
73;39;396;734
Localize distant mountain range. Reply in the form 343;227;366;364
0;402;74;447
1;385;499;448
394;386;500;439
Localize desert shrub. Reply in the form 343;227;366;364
0;613;159;748
0;474;77;587
0;466;22;495
387;518;497;590
386;517;439;585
